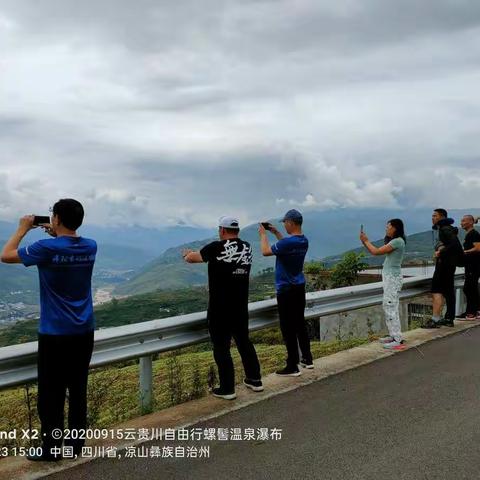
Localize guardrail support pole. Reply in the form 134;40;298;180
456;286;466;317
139;355;153;414
400;301;409;331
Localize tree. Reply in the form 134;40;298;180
330;252;369;288
304;261;329;291
304;261;325;275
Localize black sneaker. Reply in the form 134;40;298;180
421;320;439;329
299;358;314;369
275;366;301;377
243;378;264;392
457;312;467;319
211;387;236;400
437;318;455;327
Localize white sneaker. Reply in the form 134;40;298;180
383;340;405;350
379;336;394;344
299;359;314;369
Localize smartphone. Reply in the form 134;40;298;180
360;224;364;233
261;222;272;231
33;215;50;226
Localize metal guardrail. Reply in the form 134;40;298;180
0;273;466;413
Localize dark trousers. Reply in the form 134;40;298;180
208;311;261;392
464;267;480;315
432;263;456;321
277;284;312;369
37;330;94;456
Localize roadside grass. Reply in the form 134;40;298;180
0;334;370;448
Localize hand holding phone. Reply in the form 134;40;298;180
33;215;50;226
261;222;273;231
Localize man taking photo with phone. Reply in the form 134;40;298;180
1;199;97;461
259;209;313;376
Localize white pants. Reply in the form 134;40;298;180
382;271;403;342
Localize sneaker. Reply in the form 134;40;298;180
299;358;314;369
421;320;439;329
378;335;394;344
465;314;476;320
382;340;406;350
457;312;467;319
211;387;236;400
437;318;455;327
275;366;301;377
243;378;264;392
476;311;480;320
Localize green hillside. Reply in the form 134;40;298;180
0;271;276;347
115;226;442;296
115;236;276;295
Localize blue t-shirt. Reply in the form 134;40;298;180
271;235;309;293
18;236;97;335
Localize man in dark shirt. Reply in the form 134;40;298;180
1;199;96;461
259;209;313;376
423;208;463;328
183;216;262;400
460;215;480;319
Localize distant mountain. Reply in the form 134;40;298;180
2;208;479;299
80;224;212;256
0;221;211;302
323;227;477;267
0;221;212;257
297;208;480;259
116;208;480;296
115;208;480;297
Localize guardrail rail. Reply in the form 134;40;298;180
0;274;467;412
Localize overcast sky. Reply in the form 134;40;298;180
1;0;479;228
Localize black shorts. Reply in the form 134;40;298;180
431;263;456;294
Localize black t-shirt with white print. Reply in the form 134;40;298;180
200;238;253;314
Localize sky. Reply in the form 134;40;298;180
1;0;480;228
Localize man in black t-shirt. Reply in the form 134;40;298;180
183;216;262;400
461;215;480;319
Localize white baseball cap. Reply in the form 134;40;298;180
218;215;240;229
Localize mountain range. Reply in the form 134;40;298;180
1;207;478;301
114;208;480;295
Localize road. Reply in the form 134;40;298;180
48;327;480;480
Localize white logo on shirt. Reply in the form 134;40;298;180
216;240;252;265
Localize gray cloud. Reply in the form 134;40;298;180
1;0;480;227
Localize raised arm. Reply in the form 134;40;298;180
360;232;394;256
1;216;35;263
182;249;204;263
259;224;274;256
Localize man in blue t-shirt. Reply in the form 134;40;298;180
259;209;313;376
1;198;96;461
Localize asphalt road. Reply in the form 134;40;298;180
47;327;480;480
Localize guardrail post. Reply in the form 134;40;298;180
139;355;153;414
456;286;466;317
400;301;409;331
